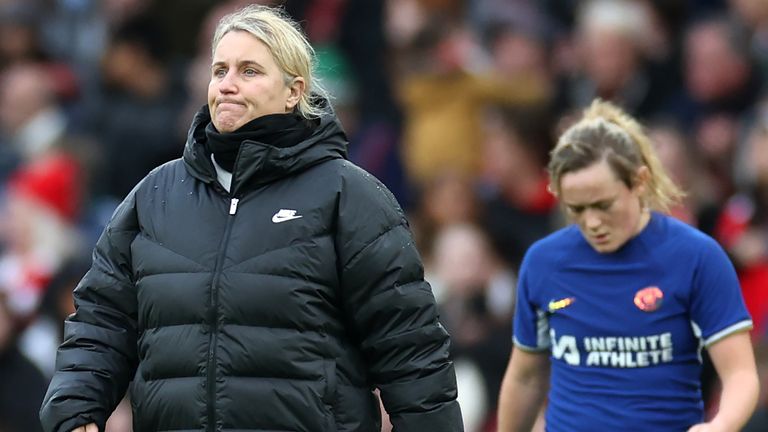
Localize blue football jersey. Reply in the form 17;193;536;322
513;212;752;431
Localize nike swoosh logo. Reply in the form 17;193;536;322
272;209;303;223
548;297;575;312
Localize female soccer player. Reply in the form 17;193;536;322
497;100;759;431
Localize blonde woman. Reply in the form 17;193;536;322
41;5;462;432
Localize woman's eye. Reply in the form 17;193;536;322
243;68;257;76
214;68;226;78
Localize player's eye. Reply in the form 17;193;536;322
595;200;613;211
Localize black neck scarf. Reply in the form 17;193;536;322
205;112;313;172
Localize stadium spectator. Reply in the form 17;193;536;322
429;223;516;430
647;121;714;225
410;172;479;262
684;15;759;108
0;292;47;432
730;0;768;75
0;154;83;322
478;105;559;270
0;64;72;177
396;15;549;188
556;0;672;119
86;14;186;201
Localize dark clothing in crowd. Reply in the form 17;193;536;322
0;346;46;432
93;89;185;200
480;190;558;270
40;105;461;432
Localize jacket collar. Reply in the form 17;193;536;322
183;103;348;195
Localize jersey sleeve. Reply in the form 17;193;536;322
690;238;753;347
513;251;550;352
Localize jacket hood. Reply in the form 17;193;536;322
183;102;348;194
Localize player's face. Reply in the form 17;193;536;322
559;160;649;253
208;31;303;133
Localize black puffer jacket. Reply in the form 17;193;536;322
40;107;462;432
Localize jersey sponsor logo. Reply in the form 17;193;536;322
551;330;674;367
272;209;303;223
551;329;580;365
548;297;575;312
634;286;664;312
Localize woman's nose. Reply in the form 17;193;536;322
584;210;602;230
218;71;237;93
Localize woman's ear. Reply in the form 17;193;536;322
285;77;306;111
634;165;651;193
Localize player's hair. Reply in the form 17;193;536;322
548;100;683;212
212;4;329;119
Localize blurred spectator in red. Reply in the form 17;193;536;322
0;292;47;432
0;154;83;322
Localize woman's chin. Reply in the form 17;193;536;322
213;116;241;133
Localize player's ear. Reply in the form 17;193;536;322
633;166;650;194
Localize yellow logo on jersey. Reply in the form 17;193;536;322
548;297;575;312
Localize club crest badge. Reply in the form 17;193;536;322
634;286;663;312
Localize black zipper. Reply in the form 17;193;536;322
206;196;239;432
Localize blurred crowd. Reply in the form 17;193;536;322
1;0;768;431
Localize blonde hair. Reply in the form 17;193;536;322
212;4;329;119
548;100;684;212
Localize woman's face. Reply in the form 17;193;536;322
208;31;303;132
559;159;647;253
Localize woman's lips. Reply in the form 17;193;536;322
218;101;244;108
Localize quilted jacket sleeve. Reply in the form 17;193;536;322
40;191;141;432
335;166;463;431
